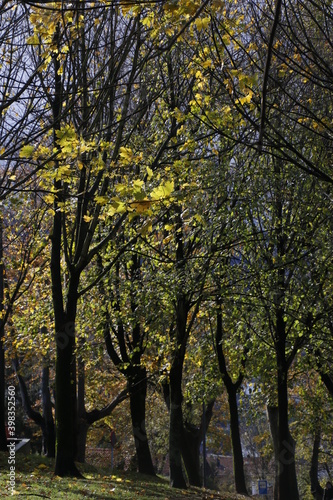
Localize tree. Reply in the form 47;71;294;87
13;357;55;457
214;298;249;496
23;1;155;475
0;0;47;451
99;248;156;475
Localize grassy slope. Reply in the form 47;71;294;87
0;452;249;499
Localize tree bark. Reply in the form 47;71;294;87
181;424;201;487
50;22;81;477
128;365;155;475
53;274;81;477
76;420;88;464
267;405;279;500
76;351;87;463
215;306;248;496
310;429;323;500
13;358;55;457
101;287;155;475
41;366;55;458
276;363;299;500
169;350;187;488
228;385;248;496
181;399;215;487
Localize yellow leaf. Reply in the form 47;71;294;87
95;195;108;205
55;164;71;181
19;145;34;158
146;166;153;180
83;215;92;222
195;17;210;31
44;194;55;205
37;463;48;469
27;34;39;45
150;180;174;201
119;146;134;165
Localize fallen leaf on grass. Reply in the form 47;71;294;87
37;463;48;470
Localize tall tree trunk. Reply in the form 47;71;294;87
128;366;155;475
54;320;81;476
169;351;187;489
276;364;299;500
42;365;55;458
76;421;88;464
181;424;201;487
181;399;215;487
0;218;7;451
76;351;87;463
215;305;248;496
227;385;248;496
267;405;279;500
51;23;80;477
310;429;323;500
53;273;81;476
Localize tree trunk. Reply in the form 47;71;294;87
128;366;155;475
181;424;201;487
267;405;279;500
181;400;215;487
169;352;187;489
42;366;55;458
13;358;57;456
54;323;81;476
215;306;248;496
76;421;88;464
76;351;87;463
276;366;299;500
227;385;248;496
50;22;80;477
310;429;323;500
53;275;81;476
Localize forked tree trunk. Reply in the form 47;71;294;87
181;400;215;487
51;25;81;477
14;358;55;457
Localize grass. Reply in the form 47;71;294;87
0;452;249;499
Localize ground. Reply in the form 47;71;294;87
0;452;250;499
